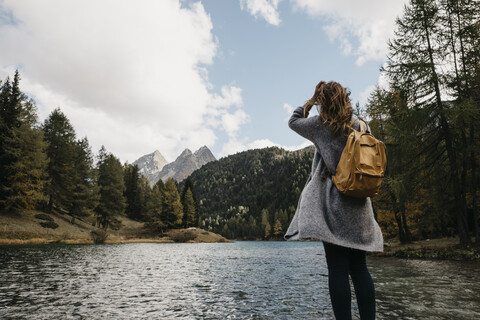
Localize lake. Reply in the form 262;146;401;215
0;241;479;319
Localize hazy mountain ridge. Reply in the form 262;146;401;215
134;146;216;185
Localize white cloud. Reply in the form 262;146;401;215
240;0;281;26
359;85;376;109
221;109;250;138
292;0;408;65
283;103;294;114
0;0;247;162
209;85;243;109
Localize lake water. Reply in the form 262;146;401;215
0;241;479;319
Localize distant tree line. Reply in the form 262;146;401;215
365;0;479;246
0;71;198;232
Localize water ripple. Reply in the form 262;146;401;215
0;242;479;319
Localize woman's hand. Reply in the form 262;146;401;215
304;81;326;113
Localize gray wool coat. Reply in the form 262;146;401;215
284;106;384;252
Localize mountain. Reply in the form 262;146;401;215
133;146;216;185
183;146;314;239
132;150;168;183
151;146;216;185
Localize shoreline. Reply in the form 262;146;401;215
372;237;480;261
0;210;230;245
0;236;231;246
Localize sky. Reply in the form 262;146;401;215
0;0;408;163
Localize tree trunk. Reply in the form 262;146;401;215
390;191;408;243
400;202;413;242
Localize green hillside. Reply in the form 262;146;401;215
187;146;314;240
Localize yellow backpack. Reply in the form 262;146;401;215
325;119;387;198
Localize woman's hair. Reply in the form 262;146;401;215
303;81;353;136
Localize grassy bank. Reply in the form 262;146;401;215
375;237;480;261
0;210;229;245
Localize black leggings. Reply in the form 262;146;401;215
323;242;376;320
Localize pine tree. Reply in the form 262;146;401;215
260;209;270;239
264;222;271;239
247;215;257;239
95;146;126;230
180;178;198;227
366;88;415;243
181;178;198;213
273;219;283;238
160;178;183;229
124;164;143;220
0;72;48;212
69;137;97;223
154;178;165;191
0;76;16;207
182;188;197;227
43;108;76;212
147;184;163;222
439;0;480;244
384;0;473;245
138;175;152;221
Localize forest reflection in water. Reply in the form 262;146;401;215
0;241;479;319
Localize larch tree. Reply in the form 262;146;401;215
69;137;97;224
124;164;143;221
43;108;76;213
182;188;197;227
95;146;126;230
383;0;476;245
160;178;183;229
273;219;283;239
0;71;48;211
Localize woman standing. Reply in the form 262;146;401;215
284;81;383;320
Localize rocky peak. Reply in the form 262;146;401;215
150;146;216;185
194;145;216;162
132;150;168;183
178;148;193;158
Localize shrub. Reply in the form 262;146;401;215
35;213;54;221
40;221;59;229
170;230;196;242
146;221;167;234
90;229;108;244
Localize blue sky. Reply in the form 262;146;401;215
0;0;407;162
203;0;390;153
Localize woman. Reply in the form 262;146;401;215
284;81;383;320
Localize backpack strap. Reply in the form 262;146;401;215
357;118;370;133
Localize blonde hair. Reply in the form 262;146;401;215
303;81;353;136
